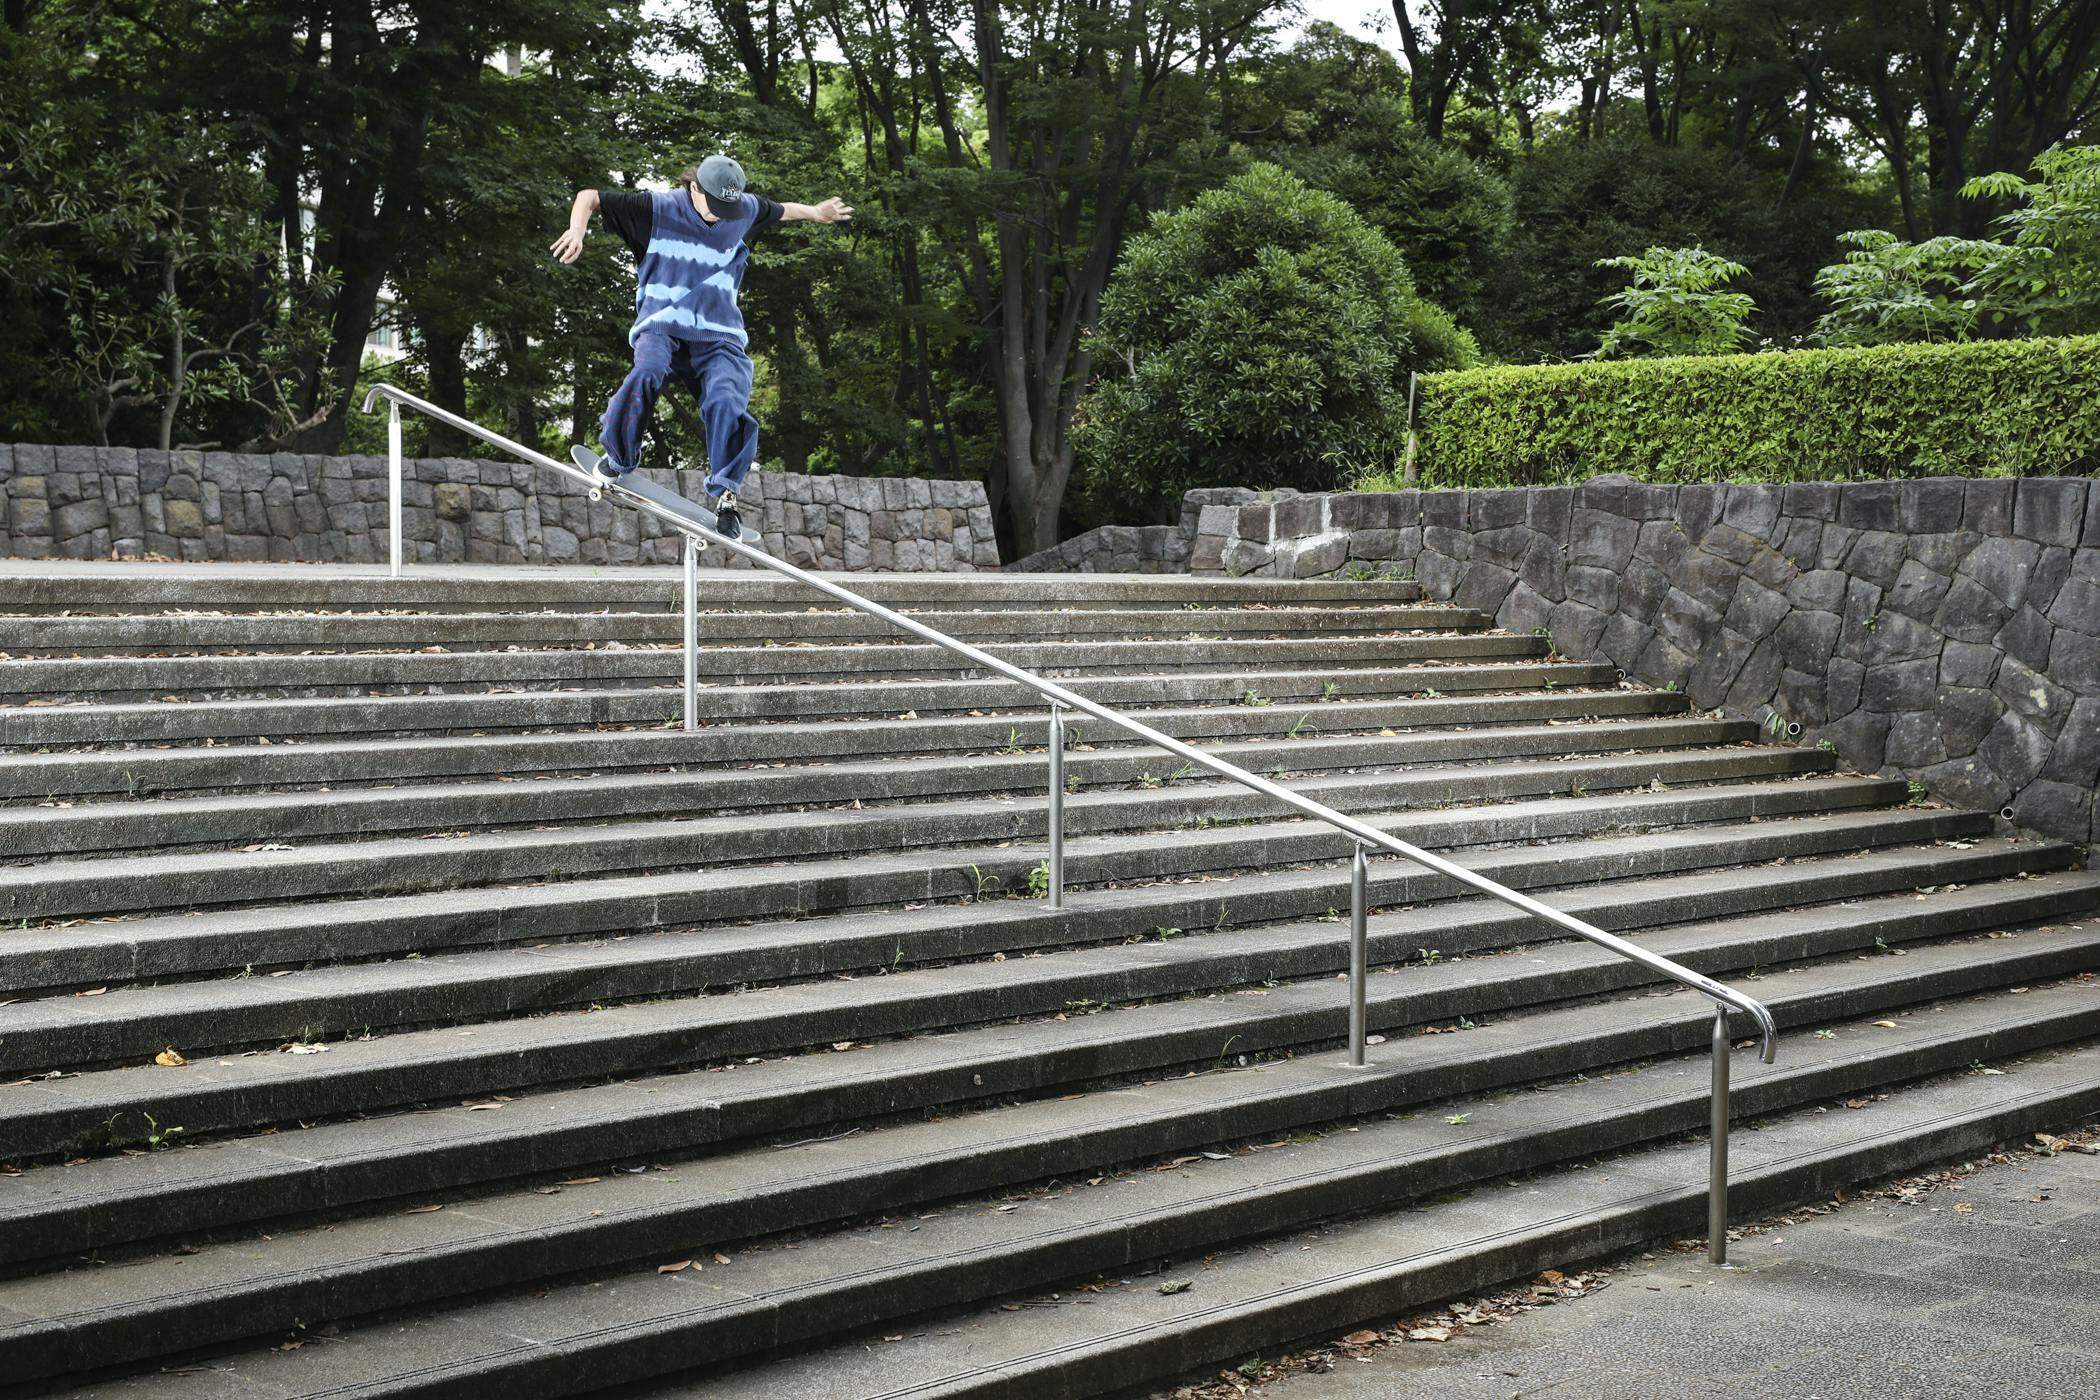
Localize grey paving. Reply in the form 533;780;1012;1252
1255;1134;2100;1400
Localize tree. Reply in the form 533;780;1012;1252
1594;244;1756;356
1076;163;1476;522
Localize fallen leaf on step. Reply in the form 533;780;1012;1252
240;842;293;853
897;710;918;720
75;987;107;997
1342;1330;1380;1346
561;1177;601;1186
463;1101;504;1112
831;1041;855;1052
532;1186;561;1195
154;1048;187;1067
1157;1279;1193;1295
1871;1020;1898;1028
1407;1326;1453;1342
713;1253;732;1265
406;1204;443;1214
657;1260;695;1274
1952;1203;1974;1214
1537;1270;1564;1284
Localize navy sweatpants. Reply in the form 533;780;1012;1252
598;330;759;498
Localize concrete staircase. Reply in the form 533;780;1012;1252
1;561;2094;1399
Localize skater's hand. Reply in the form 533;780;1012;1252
811;197;853;224
550;227;587;264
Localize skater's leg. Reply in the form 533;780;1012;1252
597;332;676;475
693;342;760;500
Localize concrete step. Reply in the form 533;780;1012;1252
4;604;1481;656
0;663;1626;747
0;791;1951;998
4;840;2082;1120
0;816;2024;1155
17;961;2097;1395
4;834;2060;1260
680;1036;2100;1400
0;695;1700;799
0;722;1767;857
0;753;1850;921
0;634;1546;703
0;562;1423;615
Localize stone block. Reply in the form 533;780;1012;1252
1496;581;1553;636
1291;534;1348;578
1978;711;2053;788
1574;474;1631;517
1700;522;1759;567
1939;640;2000;689
1782;481;1836;521
1779;667;1828;726
1816;524;1858;570
1567;509;1638;570
1826;655;1865;715
1997;655;2072;735
1527;487;1573;537
1675;483;1721;538
1275;495;1326;538
1655;587;1721;654
1917;754;2010;812
1675;545;1742;613
2042;697;2100;783
2014;477;2087;547
2009;779;2090;844
1884;710;1948;770
1836;481;1899;530
2047;576;2100;636
1956;534;2043;609
1687;626;1755;707
1885;559;1952;620
1993;606;2054;671
1598;613;1653;672
1472;488;1529;530
1619;559;1670;622
1935;574;2014;644
1546;598;1610;657
1897;477;1968;535
1908;530;1973;575
1963;478;2014;533
1774;607;1840;664
1723;577;1791;640
52;498;107;541
1721;483;1783;539
1565;565;1620;611
1419;490;1467;530
1843;530;1906;589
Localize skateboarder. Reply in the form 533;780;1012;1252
550;155;852;541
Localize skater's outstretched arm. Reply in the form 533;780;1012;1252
780;198;854;225
550;190;601;263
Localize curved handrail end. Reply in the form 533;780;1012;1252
361;383;391;414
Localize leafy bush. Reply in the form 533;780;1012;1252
1076;162;1475;521
1594;246;1756;357
1374;335;2100;488
1962;142;2100;336
1811;231;2003;346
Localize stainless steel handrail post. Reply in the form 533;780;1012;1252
1046;702;1066;909
1347;841;1370;1068
1710;1004;1731;1266
682;533;699;732
387;401;403;578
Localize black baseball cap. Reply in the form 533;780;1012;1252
697;154;746;217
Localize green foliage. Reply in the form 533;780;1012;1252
1077;163;1475;521
1494;140;1873;361
1961;142;2100;336
1594;246;1756;357
1811;231;2005;346
1392;335;2100;487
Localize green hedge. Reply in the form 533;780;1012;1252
1396;334;2100;488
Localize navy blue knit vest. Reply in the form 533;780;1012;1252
630;190;759;348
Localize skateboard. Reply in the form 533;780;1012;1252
570;446;762;545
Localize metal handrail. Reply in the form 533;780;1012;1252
364;381;1776;1264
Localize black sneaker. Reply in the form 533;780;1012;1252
710;492;742;539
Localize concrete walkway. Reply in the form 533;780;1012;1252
1251;1132;2100;1400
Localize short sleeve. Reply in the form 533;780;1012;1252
744;196;785;244
597;191;654;259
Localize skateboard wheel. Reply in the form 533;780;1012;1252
587;487;603;502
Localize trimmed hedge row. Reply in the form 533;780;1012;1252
1402;334;2100;488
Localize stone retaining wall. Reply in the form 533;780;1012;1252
0;444;997;571
1194;476;2100;850
1005;488;1295;573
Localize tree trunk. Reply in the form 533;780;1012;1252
424;328;469;455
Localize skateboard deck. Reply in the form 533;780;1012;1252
570;446;762;546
